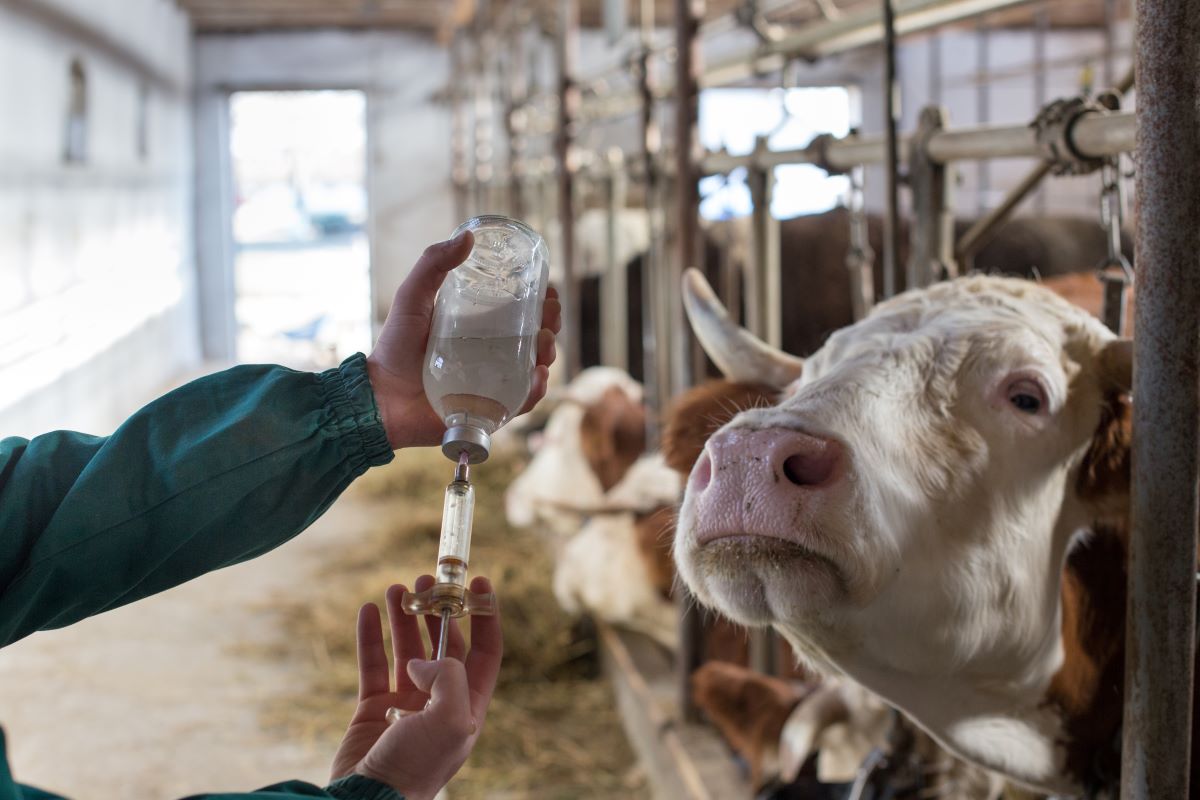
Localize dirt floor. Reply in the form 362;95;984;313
0;440;646;799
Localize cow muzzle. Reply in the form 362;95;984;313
689;427;844;547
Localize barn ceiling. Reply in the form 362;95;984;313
176;0;1122;36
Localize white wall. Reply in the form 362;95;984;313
193;30;455;347
0;0;198;438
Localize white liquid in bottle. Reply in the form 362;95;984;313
426;334;537;433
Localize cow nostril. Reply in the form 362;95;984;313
782;445;839;487
693;452;713;491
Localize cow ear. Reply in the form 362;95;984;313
1077;390;1132;518
662;380;779;475
1099;338;1132;392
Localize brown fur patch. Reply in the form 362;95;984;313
578;386;647;492
1076;392;1133;514
633;505;676;599
691;661;808;787
661;380;778;475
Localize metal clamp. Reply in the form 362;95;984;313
1096;146;1133;335
810;132;846;176
1033;94;1116;176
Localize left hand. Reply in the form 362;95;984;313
367;232;563;450
329;575;502;800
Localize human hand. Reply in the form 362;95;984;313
329;575;502;800
367;232;563;450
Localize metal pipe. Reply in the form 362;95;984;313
881;0;902;299
975;16;990;216
701;111;1136;174
1120;0;1200;796
601;149;629;371
702;0;1038;87
1032;1;1048;214
555;0;580;379
955;66;1136;265
676;0;706;722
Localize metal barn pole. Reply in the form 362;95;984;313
881;0;902;298
676;0;706;722
601;148;629;371
975;16;990;216
637;7;665;439
450;33;470;223
674;0;703;396
746;134;783;348
1032;1;1048;215
555;0;581;379
1121;0;1200;796
907;106;955;287
505;2;529;219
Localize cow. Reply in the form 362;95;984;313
663;266;1184;796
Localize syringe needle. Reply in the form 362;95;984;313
435;607;452;660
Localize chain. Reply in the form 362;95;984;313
1096;152;1133;335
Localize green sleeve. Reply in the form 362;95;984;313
0;353;394;648
1;725;400;798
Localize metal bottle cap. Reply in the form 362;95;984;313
442;425;491;464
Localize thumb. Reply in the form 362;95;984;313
391;231;474;322
408;659;475;738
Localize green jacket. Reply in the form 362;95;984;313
0;354;400;800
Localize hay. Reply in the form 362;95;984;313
256;447;649;799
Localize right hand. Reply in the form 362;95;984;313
330;575;503;800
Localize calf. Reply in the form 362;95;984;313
668;268;1191;796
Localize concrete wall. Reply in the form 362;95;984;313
0;0;198;438
194;30;455;349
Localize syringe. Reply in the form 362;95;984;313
388;452;496;724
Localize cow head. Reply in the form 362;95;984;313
671;269;1132;792
505;367;647;536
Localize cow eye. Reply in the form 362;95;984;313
1006;379;1045;414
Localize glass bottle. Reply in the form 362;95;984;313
423;215;550;463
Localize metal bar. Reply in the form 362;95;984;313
505;2;528;219
747;136;783;348
1032;1;1048;214
701;0;1038;88
1120;0;1200;795
955;66;1136;266
907;106;955;288
555;0;580;379
676;0;705;723
450;33;470;224
975;16;990;216
636;15;666;444
702;111;1136;174
882;0;902;299
601;149;629;371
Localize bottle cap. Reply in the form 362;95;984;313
442;425;491;464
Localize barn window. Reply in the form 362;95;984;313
63;58;88;164
698;86;853;220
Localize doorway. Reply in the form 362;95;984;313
228;90;371;368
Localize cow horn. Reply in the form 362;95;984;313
682;268;805;388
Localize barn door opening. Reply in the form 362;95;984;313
228;90;370;368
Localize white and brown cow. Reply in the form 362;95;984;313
667;268;1178;796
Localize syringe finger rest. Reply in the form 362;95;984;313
400;586;496;617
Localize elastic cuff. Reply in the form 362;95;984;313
326;773;403;800
318;353;394;472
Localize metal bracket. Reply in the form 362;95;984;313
809;132;847;176
907;106;957;288
1033;93;1119;176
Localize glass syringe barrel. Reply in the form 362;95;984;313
431;476;474;612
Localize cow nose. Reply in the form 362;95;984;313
704;428;843;490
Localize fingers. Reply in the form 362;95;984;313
535;327;556;368
465;577;503;721
356;603;391;701
390;231;474;320
407;658;475;739
415;574;467;661
516;365;549;416
542;287;563;334
386;584;427;692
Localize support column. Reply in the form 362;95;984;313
1121;0;1200;797
555;0;580;379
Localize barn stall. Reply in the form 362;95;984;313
441;0;1196;798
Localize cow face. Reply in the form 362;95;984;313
673;273;1132;684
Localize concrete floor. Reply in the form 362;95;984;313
0;490;376;797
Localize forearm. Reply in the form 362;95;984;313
0;354;393;647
